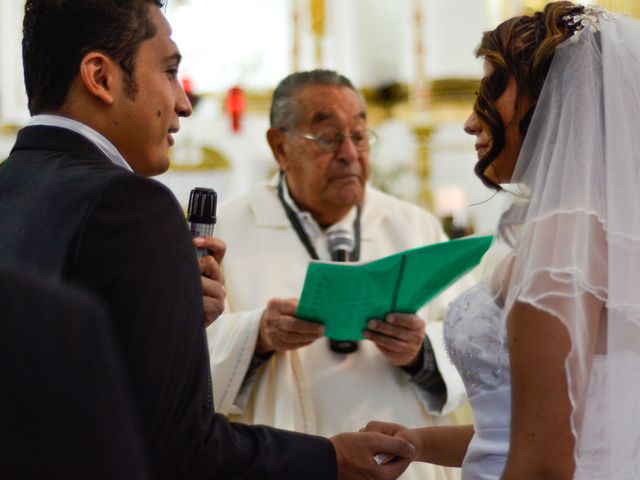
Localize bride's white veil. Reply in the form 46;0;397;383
497;10;640;478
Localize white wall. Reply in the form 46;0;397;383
165;0;487;92
0;0;29;126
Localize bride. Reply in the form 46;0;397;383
366;2;640;479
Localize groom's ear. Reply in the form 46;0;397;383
78;52;119;106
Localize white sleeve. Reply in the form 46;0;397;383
206;308;263;415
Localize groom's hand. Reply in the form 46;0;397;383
330;430;415;479
193;236;226;327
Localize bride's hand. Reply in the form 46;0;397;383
361;421;423;462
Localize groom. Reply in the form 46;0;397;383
0;1;415;478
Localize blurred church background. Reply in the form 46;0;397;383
1;0;638;236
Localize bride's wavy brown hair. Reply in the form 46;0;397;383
474;1;585;190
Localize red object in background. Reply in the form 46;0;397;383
225;86;246;133
182;76;194;96
181;75;199;108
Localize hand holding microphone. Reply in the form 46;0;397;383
188;187;226;326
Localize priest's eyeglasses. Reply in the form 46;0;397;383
286;128;378;153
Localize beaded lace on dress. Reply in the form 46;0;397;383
444;282;510;480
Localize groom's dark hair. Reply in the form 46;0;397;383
22;0;165;115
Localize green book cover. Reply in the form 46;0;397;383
296;235;493;341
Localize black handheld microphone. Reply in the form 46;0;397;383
187;187;217;259
327;229;359;354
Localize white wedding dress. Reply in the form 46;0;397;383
444;280;640;480
444;282;510;480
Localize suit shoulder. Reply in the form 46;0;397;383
91;172;183;218
101;170;176;197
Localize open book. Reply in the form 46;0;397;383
296;235;493;341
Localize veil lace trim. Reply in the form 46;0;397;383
563;5;614;36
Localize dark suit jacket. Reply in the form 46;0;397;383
0;126;336;479
0;268;150;480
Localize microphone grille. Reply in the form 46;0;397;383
327;229;355;255
188;187;217;224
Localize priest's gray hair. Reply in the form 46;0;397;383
269;69;364;130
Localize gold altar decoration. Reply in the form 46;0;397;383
596;0;640;18
412;124;435;210
409;0;435;210
0;123;20;135
169;145;231;172
521;0;552;14
430;78;480;105
310;0;325;66
410;0;430;112
292;2;301;72
519;0;639;18
208;77;477;123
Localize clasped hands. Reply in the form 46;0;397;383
330;428;417;480
256;297;425;367
347;420;422;476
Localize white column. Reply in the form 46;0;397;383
425;0;486;79
0;0;29;126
